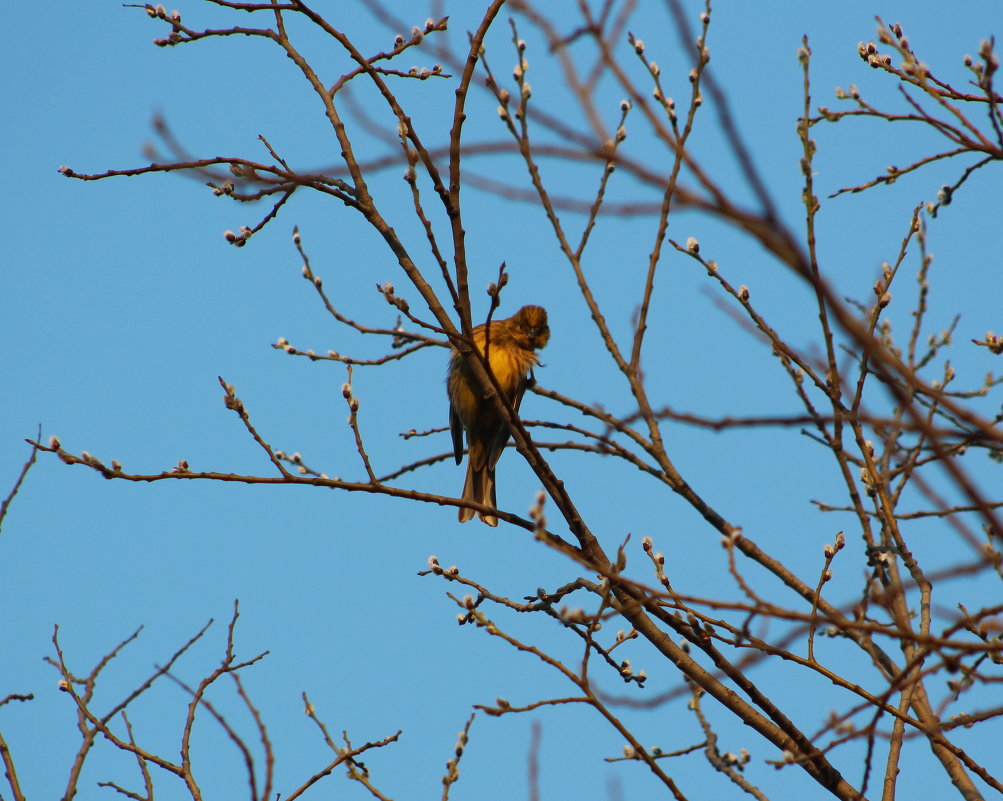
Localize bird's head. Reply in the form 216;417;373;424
511;305;550;351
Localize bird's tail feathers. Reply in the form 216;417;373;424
459;462;497;526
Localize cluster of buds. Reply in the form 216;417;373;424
833;84;862;103
528;489;546;534
964;39;999;86
871;261;894;311
857;40;892;70
392;16;443;50
617;657;647;684
223;227;252;248
211;180;235;197
153;32;183;47
221;382;243;413
721;526;743;549
652;86;676;124
300;262;322;289
486;269;509;300
858;464;879;497
144;4;177;21
721;748;751;771
273;450;311;476
454;728;469;759
613;629;639;649
498;37;529;119
342;381;360;414
823;531;846;559
377;281;410;314
406;65;442;79
973;332;1003;355
274;337;304;357
990;634;1003;666
426;555;459;579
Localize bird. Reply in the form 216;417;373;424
447;305;550;526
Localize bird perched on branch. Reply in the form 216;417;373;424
447;305;550;526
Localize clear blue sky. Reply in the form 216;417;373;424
3;2;1001;799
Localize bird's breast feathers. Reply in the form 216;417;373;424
486;342;538;396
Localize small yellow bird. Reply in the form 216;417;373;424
447;305;550;525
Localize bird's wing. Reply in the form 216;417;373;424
485;374;530;472
449;401;465;465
